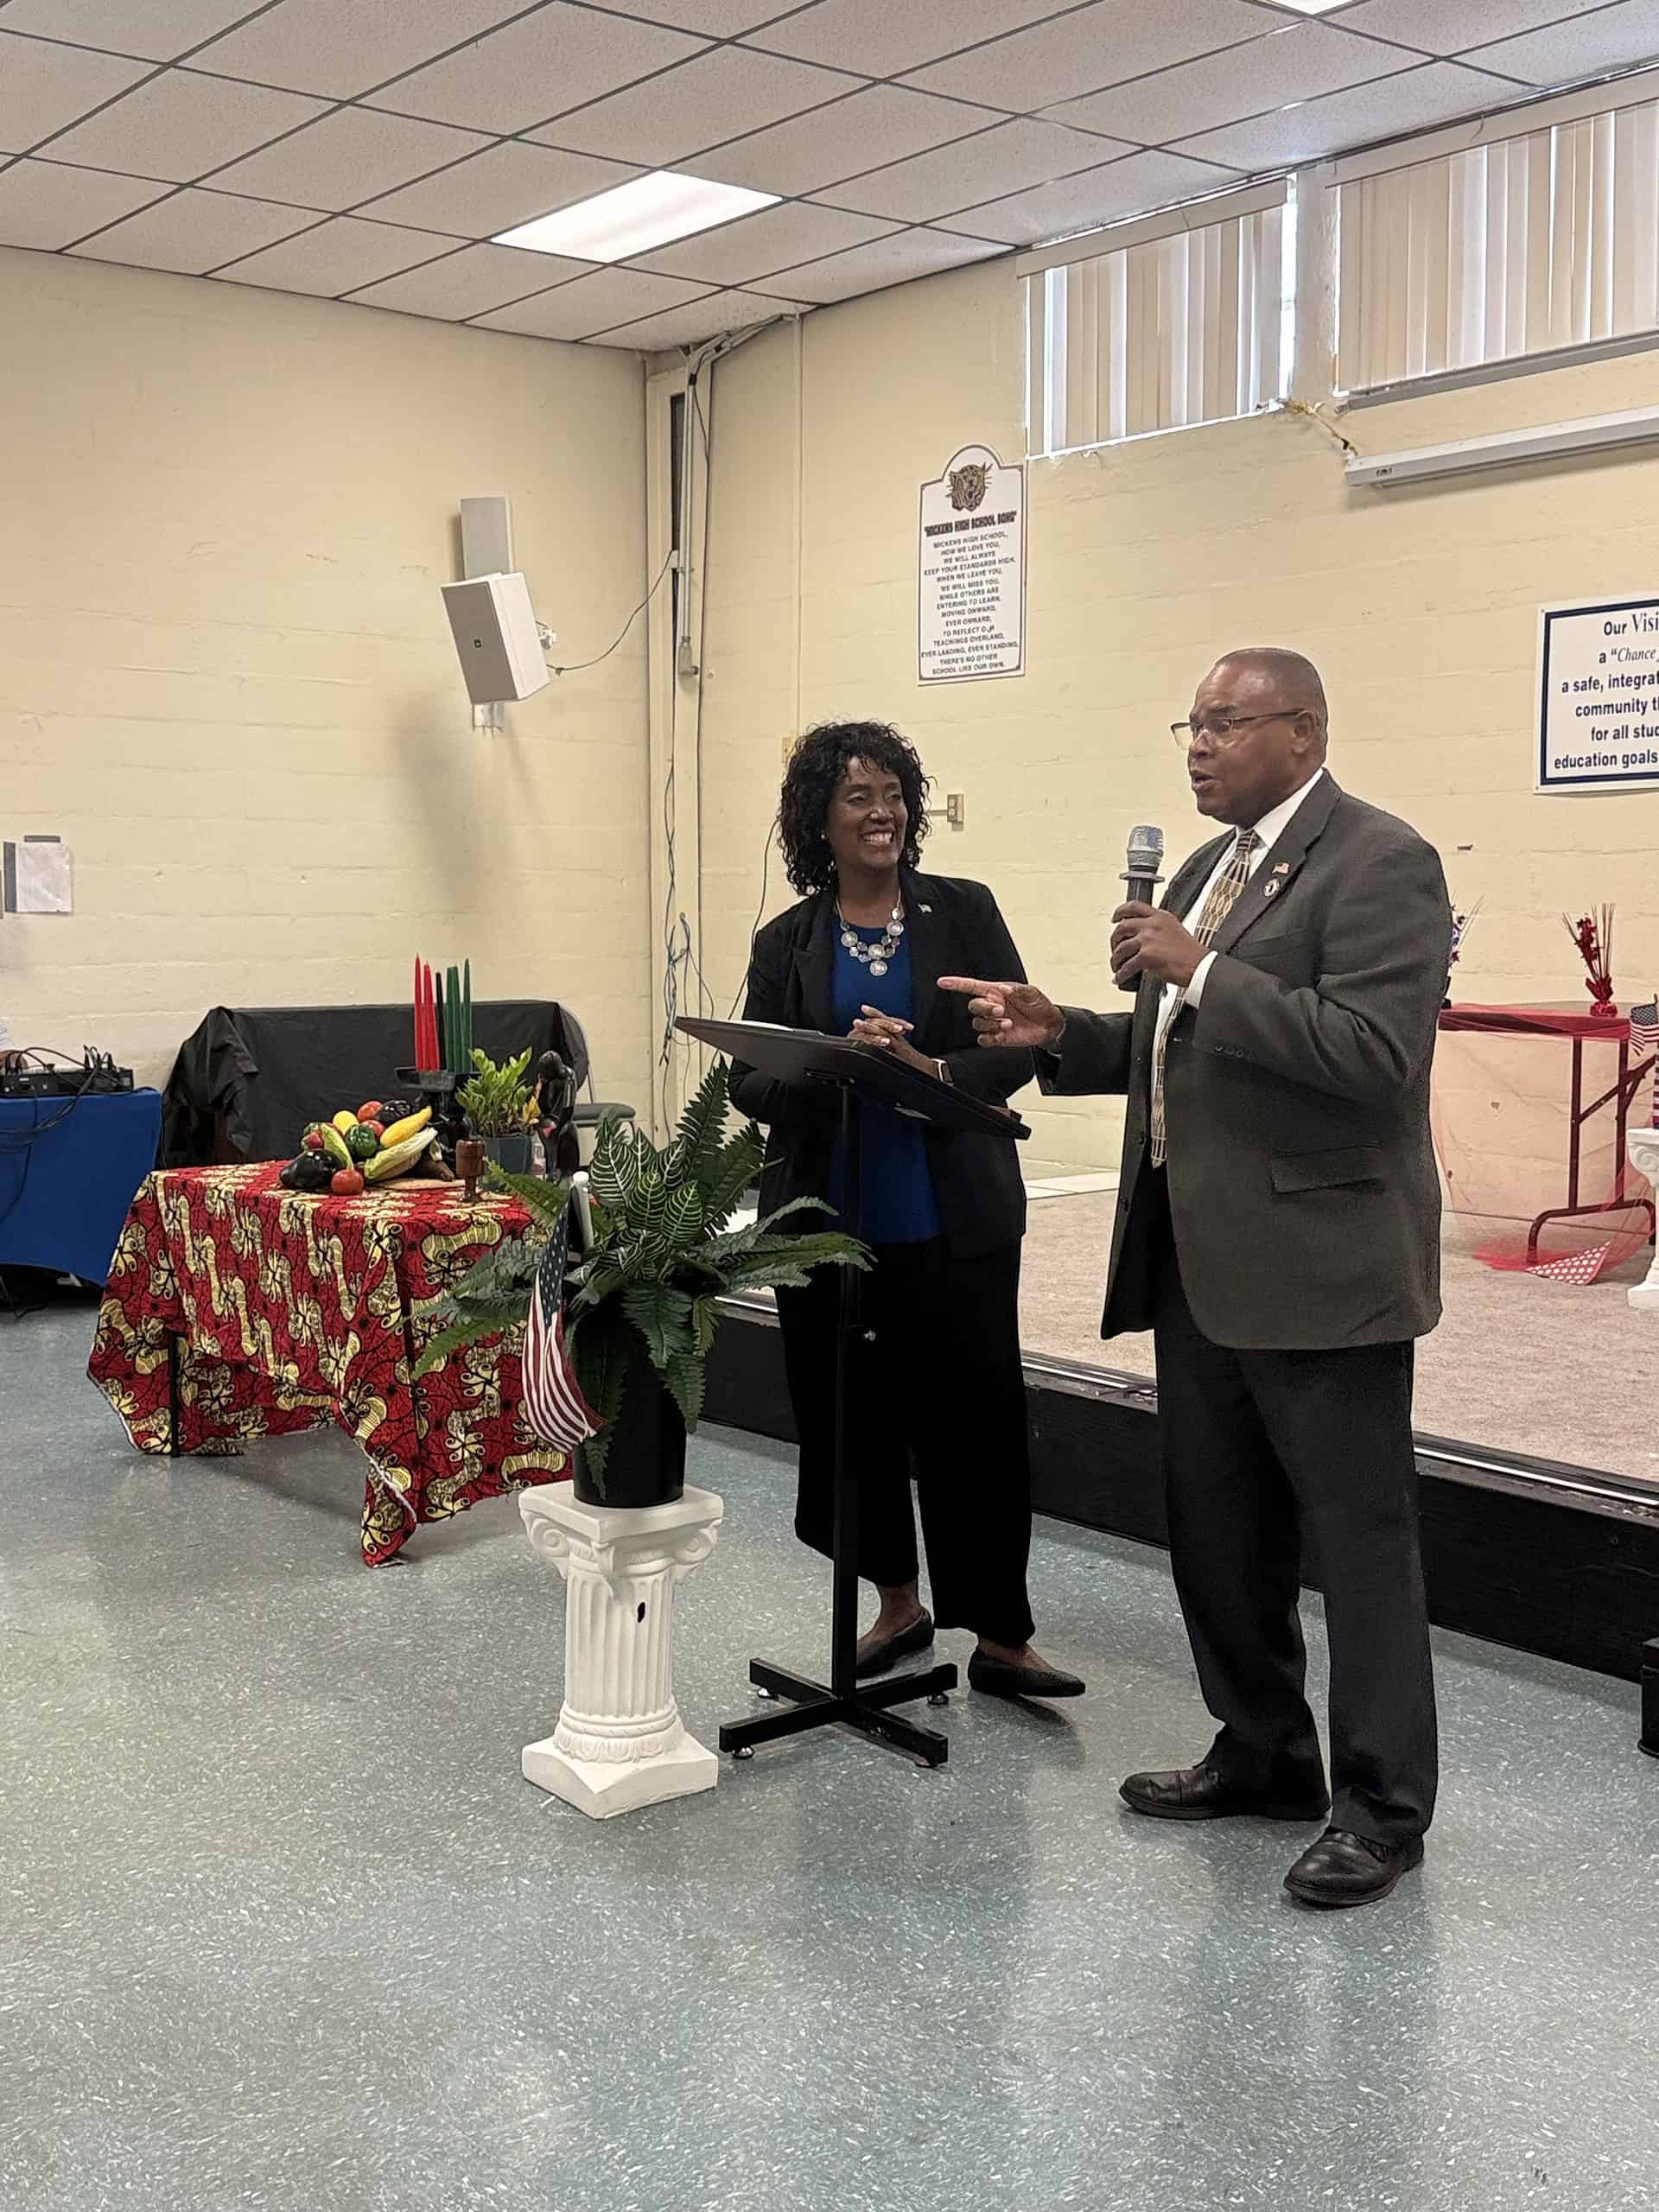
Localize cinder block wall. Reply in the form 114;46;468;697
696;259;1659;1179
0;247;652;1109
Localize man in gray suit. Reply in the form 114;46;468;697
944;648;1449;1910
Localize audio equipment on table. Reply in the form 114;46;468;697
0;1048;134;1098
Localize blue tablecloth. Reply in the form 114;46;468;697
0;1090;162;1285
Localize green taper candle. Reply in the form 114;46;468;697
462;960;472;1066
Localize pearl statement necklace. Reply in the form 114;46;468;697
837;899;905;978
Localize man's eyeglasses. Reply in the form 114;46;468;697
1170;709;1298;748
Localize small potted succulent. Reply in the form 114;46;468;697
455;1046;537;1173
413;1061;868;1505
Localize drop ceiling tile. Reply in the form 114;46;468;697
473;266;715;339
346;239;589;317
44;68;330;183
0;31;151;153
900;0;1272;111
1046;21;1414;143
362;3;708;136
629;198;898;282
813;118;1125;223
595;0;800;28
191;0;533;99
528;47;860;167
210;107;489;212
766;224;1003;302
593;286;805;348
1335;0;1616;54
359;141;641;239
680;84;995;198
68;185;320;271
948;147;1239;244
745;0;1080;78
1470;3;1659;86
216;213;452;294
0;0;262;61
0;156;168;249
1173;59;1522;166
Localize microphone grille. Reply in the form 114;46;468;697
1127;823;1164;868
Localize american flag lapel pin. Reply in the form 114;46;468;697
1271;861;1291;874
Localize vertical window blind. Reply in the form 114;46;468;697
1026;191;1289;456
1338;92;1659;390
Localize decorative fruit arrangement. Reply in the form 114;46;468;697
278;1099;439;1194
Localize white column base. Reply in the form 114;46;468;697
522;1728;717;1819
1626;1130;1659;1312
518;1482;724;1821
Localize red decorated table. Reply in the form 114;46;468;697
88;1165;567;1563
1434;1003;1656;1266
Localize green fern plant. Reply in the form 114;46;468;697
412;1060;868;1491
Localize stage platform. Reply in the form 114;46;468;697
706;1186;1659;1692
1018;1189;1659;1492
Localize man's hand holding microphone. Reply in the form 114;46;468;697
942;822;1204;1042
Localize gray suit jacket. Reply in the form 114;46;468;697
1043;777;1449;1351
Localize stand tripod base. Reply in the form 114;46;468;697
719;1657;959;1767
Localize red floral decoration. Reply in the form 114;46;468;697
1563;906;1617;1020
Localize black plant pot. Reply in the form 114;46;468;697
572;1343;687;1509
482;1133;534;1175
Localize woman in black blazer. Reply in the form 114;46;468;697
731;721;1084;1700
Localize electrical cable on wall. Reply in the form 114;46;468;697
653;320;782;1124
550;548;676;676
1282;397;1362;461
658;334;720;1124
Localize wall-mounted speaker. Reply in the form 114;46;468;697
441;572;550;704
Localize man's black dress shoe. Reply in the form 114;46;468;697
854;1611;934;1676
1283;1827;1425;1909
966;1653;1085;1700
1119;1762;1331;1822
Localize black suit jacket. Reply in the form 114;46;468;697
1043;778;1449;1350
730;870;1034;1258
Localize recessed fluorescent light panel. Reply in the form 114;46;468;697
493;171;778;262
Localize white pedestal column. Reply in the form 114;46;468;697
518;1483;724;1819
1627;1130;1659;1313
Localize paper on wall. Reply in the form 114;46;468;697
2;837;73;914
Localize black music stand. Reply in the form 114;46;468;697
677;1017;1029;1769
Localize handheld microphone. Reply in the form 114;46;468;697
1118;824;1165;990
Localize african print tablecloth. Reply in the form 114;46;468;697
88;1164;565;1563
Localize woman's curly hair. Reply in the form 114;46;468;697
777;720;931;895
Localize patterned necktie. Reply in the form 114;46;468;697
1148;829;1260;1168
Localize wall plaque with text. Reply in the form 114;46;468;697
1537;593;1659;791
918;444;1026;684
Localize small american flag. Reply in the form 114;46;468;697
1633;998;1659;1130
520;1201;601;1451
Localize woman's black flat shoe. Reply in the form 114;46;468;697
968;1653;1086;1700
854;1612;935;1676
